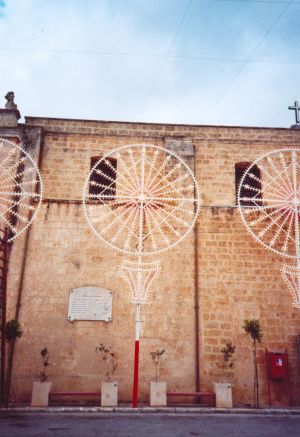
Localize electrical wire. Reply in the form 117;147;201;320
142;0;193;115
1;45;300;65
265;96;299;125
208;0;293;121
1;0;298;126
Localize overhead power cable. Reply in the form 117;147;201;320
266;105;288;125
1;46;300;65
142;0;193;115
265;95;299;125
208;0;293;121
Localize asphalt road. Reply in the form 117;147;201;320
0;412;299;437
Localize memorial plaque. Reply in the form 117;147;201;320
67;286;113;322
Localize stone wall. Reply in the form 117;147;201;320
4;116;300;406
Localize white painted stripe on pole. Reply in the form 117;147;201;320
135;303;140;341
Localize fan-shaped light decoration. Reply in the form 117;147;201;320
83;143;199;257
0;138;42;242
120;259;160;304
83;143;199;407
238;148;300;308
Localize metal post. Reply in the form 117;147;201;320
132;302;140;408
193;150;201;399
132;147;145;408
132;253;142;408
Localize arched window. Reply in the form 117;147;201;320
89;156;117;201
235;162;261;206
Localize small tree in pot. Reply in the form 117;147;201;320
4;319;22;405
150;349;165;382
221;342;236;370
95;343;117;382
96;343;118;406
243;319;263;408
149;348;166;407
39;348;50;382
5;319;22;343
214;341;236;408
31;347;52;407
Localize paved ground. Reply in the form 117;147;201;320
0;412;300;437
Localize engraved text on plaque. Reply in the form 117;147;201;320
68;286;113;322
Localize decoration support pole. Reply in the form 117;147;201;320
132;301;140;408
132;254;143;408
132;147;145;408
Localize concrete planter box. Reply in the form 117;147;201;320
101;381;118;407
150;381;167;407
31;381;52;407
214;382;233;408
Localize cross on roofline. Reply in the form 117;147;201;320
288;100;300;125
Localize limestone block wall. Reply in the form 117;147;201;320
5;117;300;406
198;208;300;405
8;202;196;403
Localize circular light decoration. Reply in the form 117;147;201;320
238;149;300;259
0;138;43;242
83;143;199;256
238;148;300;308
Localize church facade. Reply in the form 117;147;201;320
1;95;300;406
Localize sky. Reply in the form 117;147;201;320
1;0;300;128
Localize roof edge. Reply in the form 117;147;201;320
24;115;295;131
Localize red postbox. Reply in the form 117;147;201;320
269;352;288;380
265;349;291;406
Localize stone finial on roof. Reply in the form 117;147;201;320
0;91;21;125
5;91;18;110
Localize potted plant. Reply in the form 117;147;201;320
96;343;118;407
5;319;22;343
221;342;236;370
31;347;52;407
243;319;263;408
214;342;236;408
4;319;22;405
149;348;166;407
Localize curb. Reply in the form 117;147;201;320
1;406;300;415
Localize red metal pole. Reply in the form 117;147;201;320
132;302;141;408
132;340;140;408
